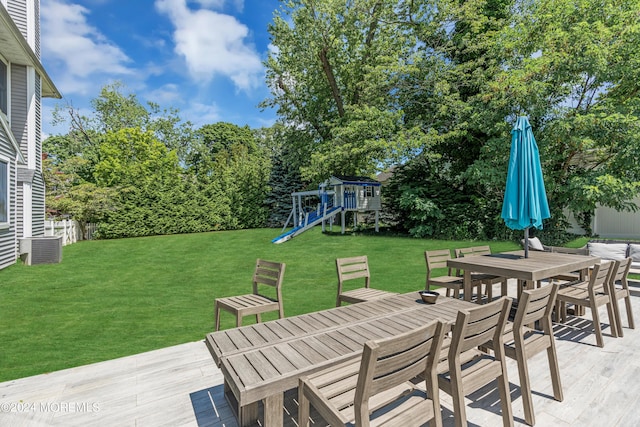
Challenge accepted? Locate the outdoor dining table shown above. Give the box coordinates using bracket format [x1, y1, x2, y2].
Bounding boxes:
[205, 292, 476, 427]
[447, 250, 600, 302]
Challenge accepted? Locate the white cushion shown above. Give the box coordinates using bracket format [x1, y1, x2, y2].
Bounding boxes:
[527, 237, 545, 251]
[629, 244, 640, 263]
[588, 242, 628, 261]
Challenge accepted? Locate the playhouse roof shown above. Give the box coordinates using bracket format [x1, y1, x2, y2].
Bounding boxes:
[330, 175, 381, 186]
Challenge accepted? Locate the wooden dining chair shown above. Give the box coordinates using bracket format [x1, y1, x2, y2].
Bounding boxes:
[298, 320, 447, 427]
[555, 261, 618, 347]
[455, 246, 508, 302]
[214, 259, 286, 331]
[425, 249, 484, 301]
[335, 255, 396, 307]
[488, 283, 562, 426]
[438, 297, 514, 427]
[608, 257, 634, 337]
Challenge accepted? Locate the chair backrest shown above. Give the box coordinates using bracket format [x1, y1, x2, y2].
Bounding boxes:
[354, 320, 446, 425]
[336, 256, 371, 291]
[513, 283, 559, 331]
[453, 246, 492, 276]
[450, 297, 512, 355]
[455, 245, 492, 258]
[588, 261, 613, 294]
[609, 257, 632, 288]
[252, 259, 286, 299]
[424, 249, 454, 281]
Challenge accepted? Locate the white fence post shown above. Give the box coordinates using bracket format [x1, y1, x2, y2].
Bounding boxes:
[43, 220, 94, 245]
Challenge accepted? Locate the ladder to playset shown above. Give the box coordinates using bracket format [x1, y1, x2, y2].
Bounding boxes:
[271, 189, 342, 244]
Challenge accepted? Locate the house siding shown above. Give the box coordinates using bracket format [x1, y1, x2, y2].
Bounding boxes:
[0, 130, 17, 270]
[32, 73, 43, 236]
[11, 64, 27, 240]
[34, 0, 40, 57]
[7, 0, 28, 38]
[1, 0, 55, 269]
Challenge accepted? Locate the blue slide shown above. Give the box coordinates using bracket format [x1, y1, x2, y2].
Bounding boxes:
[272, 207, 342, 243]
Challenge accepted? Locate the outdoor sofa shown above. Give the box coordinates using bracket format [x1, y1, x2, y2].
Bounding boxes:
[526, 237, 640, 275]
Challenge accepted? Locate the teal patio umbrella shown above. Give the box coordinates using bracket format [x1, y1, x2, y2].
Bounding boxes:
[501, 116, 550, 258]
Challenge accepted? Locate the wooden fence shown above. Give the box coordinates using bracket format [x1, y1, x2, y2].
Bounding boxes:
[44, 220, 96, 246]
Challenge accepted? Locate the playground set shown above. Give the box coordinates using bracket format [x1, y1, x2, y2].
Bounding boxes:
[272, 176, 382, 244]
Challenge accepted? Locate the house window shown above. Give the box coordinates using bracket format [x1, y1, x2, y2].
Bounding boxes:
[0, 157, 8, 225]
[364, 186, 374, 198]
[0, 60, 6, 115]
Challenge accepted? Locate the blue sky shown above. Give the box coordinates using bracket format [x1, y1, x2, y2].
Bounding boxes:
[41, 0, 281, 137]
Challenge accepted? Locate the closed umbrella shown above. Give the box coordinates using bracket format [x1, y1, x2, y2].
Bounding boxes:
[501, 116, 550, 258]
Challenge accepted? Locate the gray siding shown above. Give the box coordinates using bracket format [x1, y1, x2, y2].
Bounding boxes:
[10, 65, 28, 155]
[7, 0, 28, 39]
[33, 75, 44, 236]
[11, 64, 28, 240]
[0, 130, 17, 269]
[32, 173, 44, 235]
[34, 0, 40, 58]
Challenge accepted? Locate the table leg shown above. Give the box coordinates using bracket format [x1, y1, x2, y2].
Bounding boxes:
[464, 271, 472, 302]
[224, 380, 259, 427]
[525, 280, 534, 291]
[263, 393, 284, 426]
[239, 403, 259, 427]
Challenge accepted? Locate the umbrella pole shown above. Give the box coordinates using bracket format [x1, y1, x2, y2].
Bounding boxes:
[524, 228, 529, 258]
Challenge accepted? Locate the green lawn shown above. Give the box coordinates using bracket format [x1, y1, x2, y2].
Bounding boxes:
[0, 227, 524, 382]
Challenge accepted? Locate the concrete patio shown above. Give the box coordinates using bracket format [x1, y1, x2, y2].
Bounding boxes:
[2, 283, 640, 427]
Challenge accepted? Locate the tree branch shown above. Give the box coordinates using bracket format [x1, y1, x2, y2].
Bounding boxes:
[318, 46, 345, 117]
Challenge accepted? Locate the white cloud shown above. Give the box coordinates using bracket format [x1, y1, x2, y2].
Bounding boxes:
[155, 0, 262, 91]
[145, 83, 182, 104]
[182, 101, 222, 127]
[41, 0, 133, 95]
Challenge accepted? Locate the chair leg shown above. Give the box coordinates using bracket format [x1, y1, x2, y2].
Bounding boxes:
[546, 344, 564, 402]
[486, 282, 493, 302]
[449, 371, 468, 427]
[612, 297, 624, 337]
[236, 313, 243, 328]
[501, 279, 508, 297]
[515, 344, 535, 426]
[496, 360, 514, 427]
[590, 302, 605, 348]
[555, 300, 566, 323]
[298, 381, 310, 427]
[214, 302, 221, 331]
[605, 300, 618, 338]
[624, 295, 635, 329]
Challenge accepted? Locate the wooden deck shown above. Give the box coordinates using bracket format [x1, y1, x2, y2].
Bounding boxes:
[2, 281, 640, 426]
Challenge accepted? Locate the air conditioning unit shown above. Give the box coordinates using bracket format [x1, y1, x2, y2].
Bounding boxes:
[19, 236, 63, 265]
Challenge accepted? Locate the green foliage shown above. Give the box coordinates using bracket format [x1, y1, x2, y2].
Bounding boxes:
[385, 154, 506, 240]
[47, 85, 275, 238]
[94, 128, 181, 187]
[263, 0, 417, 183]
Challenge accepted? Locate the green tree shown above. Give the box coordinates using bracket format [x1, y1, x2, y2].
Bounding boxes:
[93, 128, 181, 188]
[383, 0, 640, 241]
[263, 0, 421, 183]
[257, 123, 304, 227]
[189, 122, 271, 229]
[467, 0, 640, 238]
[51, 82, 194, 166]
